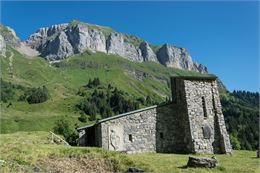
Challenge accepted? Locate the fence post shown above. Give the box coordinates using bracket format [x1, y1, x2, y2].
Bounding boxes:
[49, 131, 70, 146]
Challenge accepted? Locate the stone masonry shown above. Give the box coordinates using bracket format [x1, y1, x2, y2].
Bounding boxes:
[77, 76, 232, 154]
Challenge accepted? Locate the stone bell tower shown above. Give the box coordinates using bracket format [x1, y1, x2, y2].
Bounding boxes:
[171, 76, 232, 154]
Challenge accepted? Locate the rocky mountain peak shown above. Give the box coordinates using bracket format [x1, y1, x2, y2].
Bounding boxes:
[0, 25, 39, 57]
[0, 21, 208, 73]
[0, 25, 21, 48]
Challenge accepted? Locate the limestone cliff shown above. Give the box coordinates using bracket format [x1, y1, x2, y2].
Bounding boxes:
[1, 21, 208, 73]
[0, 25, 21, 48]
[157, 44, 207, 73]
[139, 41, 157, 62]
[106, 32, 143, 62]
[26, 21, 108, 60]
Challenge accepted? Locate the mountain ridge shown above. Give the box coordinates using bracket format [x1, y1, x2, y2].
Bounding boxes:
[0, 20, 207, 73]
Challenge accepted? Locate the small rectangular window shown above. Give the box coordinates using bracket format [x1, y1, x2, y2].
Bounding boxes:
[202, 96, 207, 118]
[128, 134, 132, 142]
[160, 132, 164, 139]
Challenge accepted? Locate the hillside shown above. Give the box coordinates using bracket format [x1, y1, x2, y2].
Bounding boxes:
[0, 46, 210, 134]
[221, 91, 259, 150]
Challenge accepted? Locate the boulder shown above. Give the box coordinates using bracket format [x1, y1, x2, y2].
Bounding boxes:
[187, 156, 218, 168]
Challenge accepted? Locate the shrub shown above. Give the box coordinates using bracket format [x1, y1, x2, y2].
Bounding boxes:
[53, 119, 72, 138]
[0, 79, 16, 102]
[86, 77, 101, 88]
[78, 114, 87, 122]
[53, 118, 78, 146]
[230, 134, 241, 150]
[20, 86, 50, 104]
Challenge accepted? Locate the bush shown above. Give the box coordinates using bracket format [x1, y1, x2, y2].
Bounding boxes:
[53, 119, 72, 138]
[53, 118, 78, 146]
[230, 134, 241, 150]
[0, 79, 19, 102]
[78, 114, 87, 122]
[86, 77, 101, 88]
[20, 86, 50, 104]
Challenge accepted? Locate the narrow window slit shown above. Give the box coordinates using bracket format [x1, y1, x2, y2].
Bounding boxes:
[202, 96, 207, 118]
[129, 134, 132, 142]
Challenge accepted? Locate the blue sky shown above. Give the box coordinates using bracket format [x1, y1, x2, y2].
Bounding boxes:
[1, 1, 259, 92]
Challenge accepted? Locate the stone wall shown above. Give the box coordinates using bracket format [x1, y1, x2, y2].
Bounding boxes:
[183, 79, 232, 154]
[99, 108, 157, 153]
[211, 81, 232, 153]
[156, 88, 191, 154]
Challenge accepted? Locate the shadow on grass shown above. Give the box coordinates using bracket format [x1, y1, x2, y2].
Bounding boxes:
[178, 165, 188, 169]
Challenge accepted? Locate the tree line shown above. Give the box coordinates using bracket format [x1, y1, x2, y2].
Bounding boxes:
[76, 77, 156, 122]
[221, 90, 259, 150]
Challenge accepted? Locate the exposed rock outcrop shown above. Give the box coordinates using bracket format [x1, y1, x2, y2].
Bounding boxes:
[1, 21, 209, 73]
[139, 41, 157, 62]
[41, 31, 74, 60]
[26, 23, 68, 50]
[0, 25, 39, 57]
[0, 35, 6, 57]
[106, 32, 143, 62]
[157, 44, 207, 73]
[0, 25, 21, 48]
[66, 23, 106, 53]
[27, 22, 107, 59]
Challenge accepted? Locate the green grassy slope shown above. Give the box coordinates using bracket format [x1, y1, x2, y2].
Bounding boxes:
[0, 131, 259, 173]
[0, 47, 210, 133]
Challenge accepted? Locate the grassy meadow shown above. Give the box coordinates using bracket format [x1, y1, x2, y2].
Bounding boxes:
[0, 131, 259, 173]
